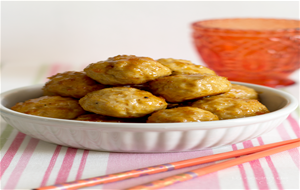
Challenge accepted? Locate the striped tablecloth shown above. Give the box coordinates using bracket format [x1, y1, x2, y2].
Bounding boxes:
[0, 63, 299, 190]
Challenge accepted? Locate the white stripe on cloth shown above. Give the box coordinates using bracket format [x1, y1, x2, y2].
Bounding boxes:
[13, 140, 59, 189]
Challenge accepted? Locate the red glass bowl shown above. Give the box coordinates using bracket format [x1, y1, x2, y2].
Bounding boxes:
[192, 18, 300, 87]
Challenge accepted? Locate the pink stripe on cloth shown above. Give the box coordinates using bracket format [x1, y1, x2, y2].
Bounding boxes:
[287, 115, 300, 138]
[276, 124, 300, 169]
[277, 124, 293, 141]
[257, 137, 283, 190]
[4, 138, 39, 189]
[285, 147, 300, 170]
[0, 132, 26, 179]
[104, 149, 220, 190]
[243, 140, 269, 190]
[40, 145, 62, 186]
[75, 150, 89, 181]
[232, 144, 250, 190]
[55, 147, 78, 184]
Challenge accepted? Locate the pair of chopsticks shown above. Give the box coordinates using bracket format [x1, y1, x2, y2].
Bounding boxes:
[34, 138, 300, 190]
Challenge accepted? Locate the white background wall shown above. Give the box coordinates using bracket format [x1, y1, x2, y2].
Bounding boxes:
[1, 1, 299, 66]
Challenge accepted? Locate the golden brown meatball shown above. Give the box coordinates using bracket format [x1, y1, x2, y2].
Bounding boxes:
[75, 114, 147, 123]
[11, 96, 85, 119]
[208, 84, 258, 100]
[42, 71, 106, 99]
[147, 107, 219, 123]
[79, 87, 167, 118]
[191, 97, 270, 120]
[148, 74, 232, 103]
[157, 58, 216, 75]
[84, 55, 172, 85]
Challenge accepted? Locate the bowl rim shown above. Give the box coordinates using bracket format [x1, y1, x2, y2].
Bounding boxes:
[0, 82, 298, 131]
[191, 18, 300, 33]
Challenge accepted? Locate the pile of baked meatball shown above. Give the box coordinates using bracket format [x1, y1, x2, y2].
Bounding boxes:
[11, 55, 270, 123]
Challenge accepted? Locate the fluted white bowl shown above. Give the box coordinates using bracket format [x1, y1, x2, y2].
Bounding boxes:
[0, 82, 298, 152]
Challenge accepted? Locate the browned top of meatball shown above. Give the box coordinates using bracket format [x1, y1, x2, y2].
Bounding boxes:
[147, 106, 219, 123]
[84, 55, 172, 85]
[148, 74, 232, 102]
[42, 71, 105, 99]
[79, 87, 167, 118]
[157, 58, 216, 76]
[11, 96, 85, 119]
[210, 84, 258, 100]
[192, 97, 270, 120]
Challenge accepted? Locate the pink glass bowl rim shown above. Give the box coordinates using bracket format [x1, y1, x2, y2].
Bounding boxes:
[192, 18, 300, 34]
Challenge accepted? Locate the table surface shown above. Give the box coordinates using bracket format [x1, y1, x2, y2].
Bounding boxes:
[0, 63, 299, 190]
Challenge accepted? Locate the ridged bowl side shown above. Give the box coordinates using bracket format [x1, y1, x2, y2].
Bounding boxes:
[1, 114, 288, 153]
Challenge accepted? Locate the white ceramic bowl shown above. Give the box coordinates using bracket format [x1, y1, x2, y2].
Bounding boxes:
[0, 82, 298, 153]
